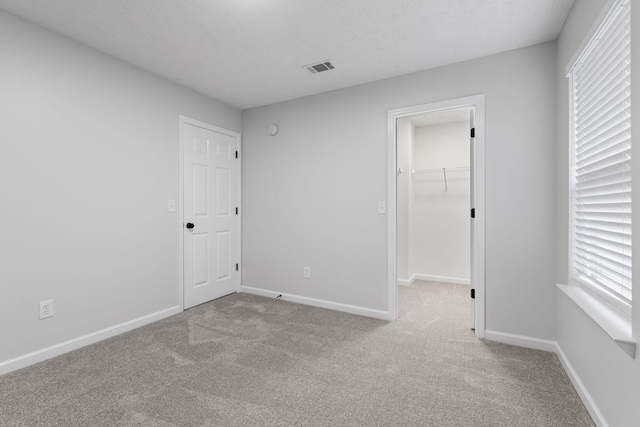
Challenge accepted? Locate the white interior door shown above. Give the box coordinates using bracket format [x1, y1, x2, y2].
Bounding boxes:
[183, 121, 239, 309]
[469, 108, 476, 329]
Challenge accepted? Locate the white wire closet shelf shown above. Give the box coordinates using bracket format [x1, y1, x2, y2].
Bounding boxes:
[411, 166, 470, 190]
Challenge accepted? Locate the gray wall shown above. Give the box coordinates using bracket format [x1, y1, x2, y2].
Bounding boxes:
[555, 1, 640, 425]
[242, 41, 558, 339]
[0, 10, 240, 366]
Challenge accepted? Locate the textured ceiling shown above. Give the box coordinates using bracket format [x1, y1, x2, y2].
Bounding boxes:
[0, 0, 575, 109]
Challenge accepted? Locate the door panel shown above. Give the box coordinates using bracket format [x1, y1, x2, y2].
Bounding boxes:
[216, 231, 230, 280]
[192, 233, 209, 287]
[193, 165, 209, 216]
[216, 168, 230, 215]
[183, 122, 238, 309]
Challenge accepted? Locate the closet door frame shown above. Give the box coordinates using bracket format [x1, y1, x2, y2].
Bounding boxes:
[387, 94, 485, 338]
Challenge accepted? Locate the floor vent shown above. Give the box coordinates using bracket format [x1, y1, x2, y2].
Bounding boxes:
[303, 61, 335, 74]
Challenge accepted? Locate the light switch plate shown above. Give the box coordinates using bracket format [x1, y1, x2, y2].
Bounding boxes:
[168, 200, 176, 213]
[378, 201, 387, 215]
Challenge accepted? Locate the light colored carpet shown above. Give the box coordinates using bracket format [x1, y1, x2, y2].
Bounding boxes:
[0, 280, 594, 426]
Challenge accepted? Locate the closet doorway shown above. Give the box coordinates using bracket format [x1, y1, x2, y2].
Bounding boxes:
[387, 95, 485, 337]
[397, 108, 470, 287]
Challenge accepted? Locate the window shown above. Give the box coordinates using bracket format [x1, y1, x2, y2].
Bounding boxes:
[568, 0, 632, 317]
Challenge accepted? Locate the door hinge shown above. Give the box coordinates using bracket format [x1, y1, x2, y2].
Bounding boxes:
[471, 208, 475, 218]
[236, 263, 239, 272]
[471, 289, 475, 299]
[235, 207, 238, 215]
[235, 151, 238, 159]
[470, 128, 475, 138]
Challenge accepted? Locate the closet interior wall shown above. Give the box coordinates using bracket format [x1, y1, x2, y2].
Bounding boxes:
[397, 118, 471, 286]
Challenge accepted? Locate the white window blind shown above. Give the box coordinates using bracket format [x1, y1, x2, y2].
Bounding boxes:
[570, 0, 632, 316]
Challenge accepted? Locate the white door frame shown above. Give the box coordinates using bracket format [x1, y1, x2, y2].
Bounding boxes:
[387, 94, 485, 338]
[178, 115, 242, 310]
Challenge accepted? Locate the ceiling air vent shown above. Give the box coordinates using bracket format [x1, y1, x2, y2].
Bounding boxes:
[303, 61, 335, 75]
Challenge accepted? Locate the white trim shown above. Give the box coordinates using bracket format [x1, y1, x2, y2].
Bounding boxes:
[241, 286, 391, 320]
[178, 116, 185, 310]
[388, 94, 485, 337]
[565, 0, 628, 76]
[397, 278, 413, 287]
[480, 327, 610, 426]
[178, 116, 242, 311]
[484, 330, 557, 353]
[387, 115, 398, 320]
[236, 134, 243, 288]
[413, 274, 470, 285]
[0, 305, 181, 375]
[398, 274, 418, 287]
[398, 274, 470, 286]
[555, 343, 610, 427]
[557, 284, 636, 358]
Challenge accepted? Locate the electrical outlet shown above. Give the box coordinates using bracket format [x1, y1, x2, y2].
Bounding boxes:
[39, 300, 54, 319]
[303, 267, 311, 279]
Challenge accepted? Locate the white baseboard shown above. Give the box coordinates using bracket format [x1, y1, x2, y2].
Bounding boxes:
[397, 274, 470, 287]
[240, 286, 392, 321]
[397, 278, 413, 287]
[414, 274, 470, 285]
[0, 305, 181, 375]
[555, 344, 609, 427]
[484, 331, 606, 426]
[484, 330, 557, 353]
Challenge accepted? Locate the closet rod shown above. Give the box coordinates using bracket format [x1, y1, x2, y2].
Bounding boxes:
[411, 166, 469, 190]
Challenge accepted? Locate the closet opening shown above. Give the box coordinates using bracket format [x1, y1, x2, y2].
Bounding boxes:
[397, 108, 471, 323]
[387, 95, 485, 337]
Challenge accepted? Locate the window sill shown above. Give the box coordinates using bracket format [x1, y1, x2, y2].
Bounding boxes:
[557, 284, 635, 359]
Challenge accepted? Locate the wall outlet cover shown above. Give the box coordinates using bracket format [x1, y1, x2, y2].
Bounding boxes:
[39, 300, 54, 319]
